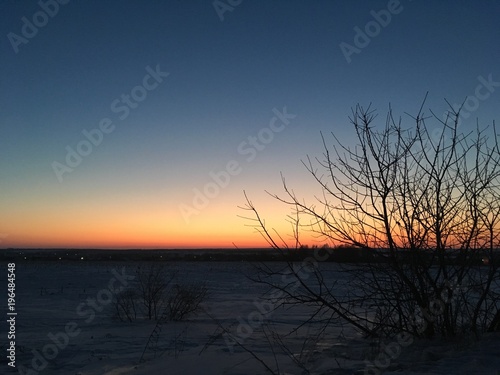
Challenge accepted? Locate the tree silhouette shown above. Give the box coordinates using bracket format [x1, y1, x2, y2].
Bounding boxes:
[241, 96, 500, 339]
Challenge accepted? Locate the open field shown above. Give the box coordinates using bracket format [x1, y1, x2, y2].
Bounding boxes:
[1, 257, 500, 374]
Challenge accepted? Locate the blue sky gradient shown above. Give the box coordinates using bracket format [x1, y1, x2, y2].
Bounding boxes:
[1, 0, 499, 248]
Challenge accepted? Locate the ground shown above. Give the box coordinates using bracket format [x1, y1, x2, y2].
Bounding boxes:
[1, 260, 499, 375]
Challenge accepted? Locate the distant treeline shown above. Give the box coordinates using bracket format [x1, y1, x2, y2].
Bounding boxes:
[0, 247, 371, 262]
[0, 247, 497, 265]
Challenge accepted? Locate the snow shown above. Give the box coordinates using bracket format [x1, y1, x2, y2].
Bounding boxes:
[1, 260, 499, 375]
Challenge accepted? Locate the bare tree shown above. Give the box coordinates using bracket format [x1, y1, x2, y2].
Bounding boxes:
[113, 264, 208, 326]
[115, 289, 137, 322]
[136, 264, 176, 320]
[167, 282, 208, 321]
[240, 97, 500, 342]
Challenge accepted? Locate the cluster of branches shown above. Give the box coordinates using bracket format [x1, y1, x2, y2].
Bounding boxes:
[241, 97, 500, 342]
[114, 264, 207, 323]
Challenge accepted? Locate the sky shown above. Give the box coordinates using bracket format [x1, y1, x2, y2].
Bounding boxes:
[1, 0, 499, 249]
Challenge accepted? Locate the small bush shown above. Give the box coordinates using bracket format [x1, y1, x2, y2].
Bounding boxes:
[167, 283, 208, 321]
[112, 266, 208, 322]
[115, 289, 137, 322]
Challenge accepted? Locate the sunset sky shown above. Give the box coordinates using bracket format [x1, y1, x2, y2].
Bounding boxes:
[1, 0, 499, 248]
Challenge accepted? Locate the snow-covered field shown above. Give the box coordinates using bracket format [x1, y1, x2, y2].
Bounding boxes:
[1, 260, 499, 375]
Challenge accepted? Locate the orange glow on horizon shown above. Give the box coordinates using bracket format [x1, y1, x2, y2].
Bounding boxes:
[0, 174, 328, 250]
